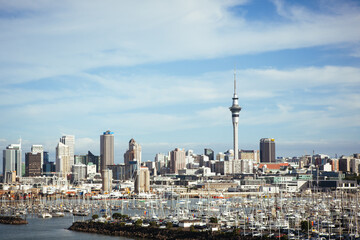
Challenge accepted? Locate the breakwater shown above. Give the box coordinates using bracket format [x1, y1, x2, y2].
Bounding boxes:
[0, 216, 28, 225]
[69, 221, 252, 240]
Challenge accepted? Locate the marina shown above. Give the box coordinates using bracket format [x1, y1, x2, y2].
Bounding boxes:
[1, 190, 359, 239]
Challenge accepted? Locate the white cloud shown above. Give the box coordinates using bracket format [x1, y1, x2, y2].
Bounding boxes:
[0, 1, 360, 85]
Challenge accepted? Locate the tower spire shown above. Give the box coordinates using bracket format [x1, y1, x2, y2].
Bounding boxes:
[234, 64, 237, 95]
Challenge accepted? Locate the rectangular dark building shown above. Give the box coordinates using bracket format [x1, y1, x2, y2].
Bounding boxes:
[260, 138, 275, 163]
[204, 148, 214, 160]
[25, 152, 42, 177]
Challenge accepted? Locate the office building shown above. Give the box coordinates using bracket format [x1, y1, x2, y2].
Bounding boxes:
[239, 149, 260, 163]
[31, 145, 44, 170]
[169, 148, 186, 174]
[25, 152, 42, 177]
[124, 138, 142, 179]
[260, 138, 276, 163]
[87, 151, 101, 173]
[204, 148, 214, 160]
[134, 167, 150, 193]
[102, 168, 113, 193]
[56, 142, 70, 177]
[71, 163, 87, 182]
[60, 135, 75, 167]
[100, 130, 114, 171]
[3, 142, 22, 180]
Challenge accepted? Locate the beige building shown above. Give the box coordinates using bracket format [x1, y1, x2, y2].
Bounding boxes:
[135, 167, 150, 193]
[124, 138, 142, 179]
[100, 130, 114, 171]
[170, 148, 186, 174]
[102, 168, 113, 193]
[239, 150, 260, 163]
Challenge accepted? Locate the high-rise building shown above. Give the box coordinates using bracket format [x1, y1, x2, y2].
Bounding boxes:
[100, 130, 114, 171]
[3, 142, 22, 180]
[87, 151, 101, 173]
[169, 148, 186, 174]
[124, 138, 142, 179]
[260, 138, 276, 163]
[56, 142, 70, 177]
[204, 148, 214, 160]
[31, 145, 44, 171]
[134, 167, 150, 193]
[25, 152, 42, 177]
[229, 71, 242, 162]
[60, 135, 75, 167]
[102, 168, 113, 193]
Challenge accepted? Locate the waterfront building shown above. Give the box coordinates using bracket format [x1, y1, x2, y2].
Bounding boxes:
[134, 167, 150, 193]
[204, 148, 214, 160]
[25, 152, 42, 177]
[169, 148, 186, 174]
[102, 168, 113, 193]
[60, 135, 75, 167]
[100, 130, 114, 171]
[56, 142, 70, 177]
[3, 142, 22, 180]
[31, 145, 44, 170]
[260, 138, 276, 163]
[124, 138, 142, 179]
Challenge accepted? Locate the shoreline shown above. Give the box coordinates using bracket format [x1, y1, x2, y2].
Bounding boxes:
[0, 216, 28, 225]
[68, 221, 258, 240]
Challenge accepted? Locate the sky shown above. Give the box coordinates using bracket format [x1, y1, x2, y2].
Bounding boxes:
[0, 0, 359, 167]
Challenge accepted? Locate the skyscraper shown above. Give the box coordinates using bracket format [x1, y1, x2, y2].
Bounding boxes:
[3, 141, 22, 180]
[124, 138, 142, 179]
[25, 152, 42, 177]
[31, 145, 43, 172]
[56, 142, 70, 177]
[229, 70, 241, 162]
[260, 138, 276, 163]
[60, 135, 75, 167]
[170, 148, 186, 174]
[100, 130, 114, 171]
[204, 148, 214, 160]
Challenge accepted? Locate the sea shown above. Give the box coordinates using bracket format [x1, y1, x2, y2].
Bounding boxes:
[0, 215, 132, 240]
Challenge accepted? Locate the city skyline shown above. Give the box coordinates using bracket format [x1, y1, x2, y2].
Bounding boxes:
[1, 1, 359, 163]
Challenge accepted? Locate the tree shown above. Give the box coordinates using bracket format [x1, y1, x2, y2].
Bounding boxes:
[135, 219, 143, 227]
[209, 217, 218, 223]
[150, 221, 157, 227]
[166, 222, 173, 229]
[190, 225, 195, 232]
[92, 214, 99, 220]
[112, 213, 122, 219]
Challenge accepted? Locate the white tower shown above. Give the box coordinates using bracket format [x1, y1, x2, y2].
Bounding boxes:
[229, 70, 242, 162]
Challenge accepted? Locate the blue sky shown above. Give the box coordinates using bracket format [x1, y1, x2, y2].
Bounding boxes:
[0, 0, 359, 165]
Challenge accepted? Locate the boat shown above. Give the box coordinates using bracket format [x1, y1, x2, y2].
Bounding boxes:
[38, 212, 52, 219]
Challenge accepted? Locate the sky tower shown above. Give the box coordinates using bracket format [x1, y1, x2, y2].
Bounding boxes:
[229, 70, 242, 161]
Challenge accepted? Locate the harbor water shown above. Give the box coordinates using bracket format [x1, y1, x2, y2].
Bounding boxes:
[0, 215, 131, 240]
